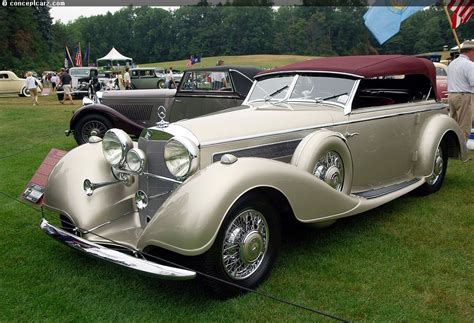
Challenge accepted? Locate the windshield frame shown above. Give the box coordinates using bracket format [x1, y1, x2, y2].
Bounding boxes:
[243, 72, 360, 111]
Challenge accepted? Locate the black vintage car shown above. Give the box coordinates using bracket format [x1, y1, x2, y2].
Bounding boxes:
[57, 67, 101, 101]
[66, 65, 261, 144]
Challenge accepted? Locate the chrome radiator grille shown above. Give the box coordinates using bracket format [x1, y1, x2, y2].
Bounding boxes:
[138, 137, 175, 226]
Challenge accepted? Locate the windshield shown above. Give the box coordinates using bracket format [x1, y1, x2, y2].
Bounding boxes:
[247, 74, 356, 106]
[70, 69, 91, 77]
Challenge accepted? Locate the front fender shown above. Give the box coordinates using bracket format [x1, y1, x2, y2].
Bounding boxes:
[414, 113, 468, 177]
[70, 104, 144, 136]
[137, 157, 360, 256]
[43, 142, 138, 230]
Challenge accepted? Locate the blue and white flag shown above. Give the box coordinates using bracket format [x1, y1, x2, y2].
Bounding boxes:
[364, 0, 435, 45]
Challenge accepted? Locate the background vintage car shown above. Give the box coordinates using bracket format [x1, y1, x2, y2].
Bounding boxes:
[56, 67, 101, 100]
[67, 65, 261, 144]
[130, 67, 183, 89]
[434, 62, 448, 99]
[42, 56, 467, 299]
[0, 70, 42, 97]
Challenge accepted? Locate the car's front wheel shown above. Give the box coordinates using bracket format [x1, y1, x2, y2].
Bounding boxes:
[73, 114, 112, 145]
[415, 140, 448, 196]
[200, 193, 281, 299]
[157, 79, 165, 89]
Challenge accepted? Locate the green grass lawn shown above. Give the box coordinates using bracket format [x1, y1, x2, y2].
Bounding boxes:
[0, 94, 473, 321]
[140, 54, 317, 70]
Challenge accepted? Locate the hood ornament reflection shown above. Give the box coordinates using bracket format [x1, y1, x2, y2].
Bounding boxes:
[156, 105, 169, 128]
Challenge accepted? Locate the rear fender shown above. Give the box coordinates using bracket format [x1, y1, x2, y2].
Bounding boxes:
[137, 157, 360, 256]
[414, 114, 468, 177]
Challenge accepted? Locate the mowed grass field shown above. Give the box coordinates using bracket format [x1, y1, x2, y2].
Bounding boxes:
[0, 93, 473, 321]
[140, 54, 317, 70]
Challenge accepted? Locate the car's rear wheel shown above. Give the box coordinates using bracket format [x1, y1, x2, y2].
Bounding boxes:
[415, 140, 448, 196]
[74, 114, 112, 145]
[199, 192, 281, 299]
[19, 86, 30, 97]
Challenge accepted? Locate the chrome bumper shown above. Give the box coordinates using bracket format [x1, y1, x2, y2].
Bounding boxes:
[40, 219, 196, 280]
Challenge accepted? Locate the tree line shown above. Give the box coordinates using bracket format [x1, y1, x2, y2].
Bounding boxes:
[0, 4, 472, 74]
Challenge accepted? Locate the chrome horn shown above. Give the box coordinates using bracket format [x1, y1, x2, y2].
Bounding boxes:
[83, 178, 128, 196]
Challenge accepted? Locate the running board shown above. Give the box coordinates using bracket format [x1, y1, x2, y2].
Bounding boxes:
[354, 178, 421, 200]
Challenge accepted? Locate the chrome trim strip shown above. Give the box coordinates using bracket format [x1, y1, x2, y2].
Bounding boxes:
[201, 104, 446, 147]
[255, 70, 363, 79]
[143, 172, 183, 184]
[212, 138, 302, 162]
[40, 219, 196, 280]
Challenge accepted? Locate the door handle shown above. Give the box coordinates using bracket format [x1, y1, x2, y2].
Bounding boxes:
[174, 99, 182, 103]
[344, 132, 359, 139]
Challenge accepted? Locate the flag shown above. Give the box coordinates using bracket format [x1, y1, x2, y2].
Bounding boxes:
[448, 0, 474, 28]
[64, 45, 74, 68]
[75, 43, 82, 67]
[364, 0, 435, 44]
[83, 42, 90, 67]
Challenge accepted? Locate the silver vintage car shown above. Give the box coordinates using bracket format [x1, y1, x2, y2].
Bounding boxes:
[41, 55, 468, 298]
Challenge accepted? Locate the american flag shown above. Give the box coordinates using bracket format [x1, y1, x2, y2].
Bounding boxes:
[448, 0, 474, 28]
[75, 43, 82, 67]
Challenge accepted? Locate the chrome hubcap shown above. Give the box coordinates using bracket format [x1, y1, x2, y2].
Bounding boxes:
[313, 151, 344, 191]
[222, 209, 268, 280]
[427, 146, 443, 185]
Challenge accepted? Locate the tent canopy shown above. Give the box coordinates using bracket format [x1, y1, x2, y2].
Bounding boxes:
[97, 47, 132, 61]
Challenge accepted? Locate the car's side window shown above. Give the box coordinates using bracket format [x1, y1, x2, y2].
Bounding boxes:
[180, 71, 233, 92]
[0, 73, 9, 79]
[352, 74, 434, 109]
[131, 70, 139, 78]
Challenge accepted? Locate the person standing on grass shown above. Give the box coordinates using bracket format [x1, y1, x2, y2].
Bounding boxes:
[59, 68, 74, 105]
[123, 67, 131, 90]
[447, 40, 474, 142]
[165, 67, 177, 89]
[25, 71, 41, 106]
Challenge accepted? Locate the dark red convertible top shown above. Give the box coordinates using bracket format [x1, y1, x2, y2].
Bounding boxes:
[258, 55, 439, 100]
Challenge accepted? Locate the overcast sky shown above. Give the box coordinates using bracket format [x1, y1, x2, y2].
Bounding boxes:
[50, 6, 178, 23]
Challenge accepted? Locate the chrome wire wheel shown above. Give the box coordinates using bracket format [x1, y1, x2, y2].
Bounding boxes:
[313, 150, 344, 191]
[427, 146, 444, 186]
[81, 120, 108, 142]
[221, 209, 269, 280]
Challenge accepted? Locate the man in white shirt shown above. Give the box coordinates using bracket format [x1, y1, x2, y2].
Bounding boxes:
[447, 40, 474, 141]
[123, 67, 131, 90]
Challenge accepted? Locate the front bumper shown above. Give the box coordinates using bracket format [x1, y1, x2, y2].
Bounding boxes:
[40, 218, 196, 280]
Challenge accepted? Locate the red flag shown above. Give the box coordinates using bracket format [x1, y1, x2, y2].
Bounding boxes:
[448, 0, 474, 28]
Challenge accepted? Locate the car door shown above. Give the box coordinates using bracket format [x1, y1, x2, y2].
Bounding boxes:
[0, 73, 10, 93]
[169, 71, 241, 122]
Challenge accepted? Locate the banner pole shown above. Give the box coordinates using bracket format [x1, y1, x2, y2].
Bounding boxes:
[441, 0, 462, 49]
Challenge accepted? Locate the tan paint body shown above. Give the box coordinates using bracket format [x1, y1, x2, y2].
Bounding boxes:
[44, 99, 467, 256]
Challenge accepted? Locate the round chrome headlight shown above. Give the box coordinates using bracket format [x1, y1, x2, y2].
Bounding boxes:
[164, 136, 199, 179]
[102, 129, 133, 166]
[126, 148, 146, 173]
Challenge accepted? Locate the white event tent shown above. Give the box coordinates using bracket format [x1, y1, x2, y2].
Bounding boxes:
[97, 47, 133, 68]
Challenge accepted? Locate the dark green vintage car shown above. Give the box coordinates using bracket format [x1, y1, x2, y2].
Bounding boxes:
[67, 65, 261, 144]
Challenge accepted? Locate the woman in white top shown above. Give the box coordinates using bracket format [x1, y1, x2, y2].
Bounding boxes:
[25, 71, 40, 106]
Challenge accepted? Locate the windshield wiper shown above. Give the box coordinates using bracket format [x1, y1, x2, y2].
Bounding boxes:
[264, 85, 289, 102]
[314, 92, 348, 103]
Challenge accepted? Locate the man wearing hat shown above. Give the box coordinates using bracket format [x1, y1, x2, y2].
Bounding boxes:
[447, 40, 474, 141]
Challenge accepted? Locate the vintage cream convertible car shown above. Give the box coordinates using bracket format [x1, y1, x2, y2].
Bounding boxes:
[41, 55, 468, 298]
